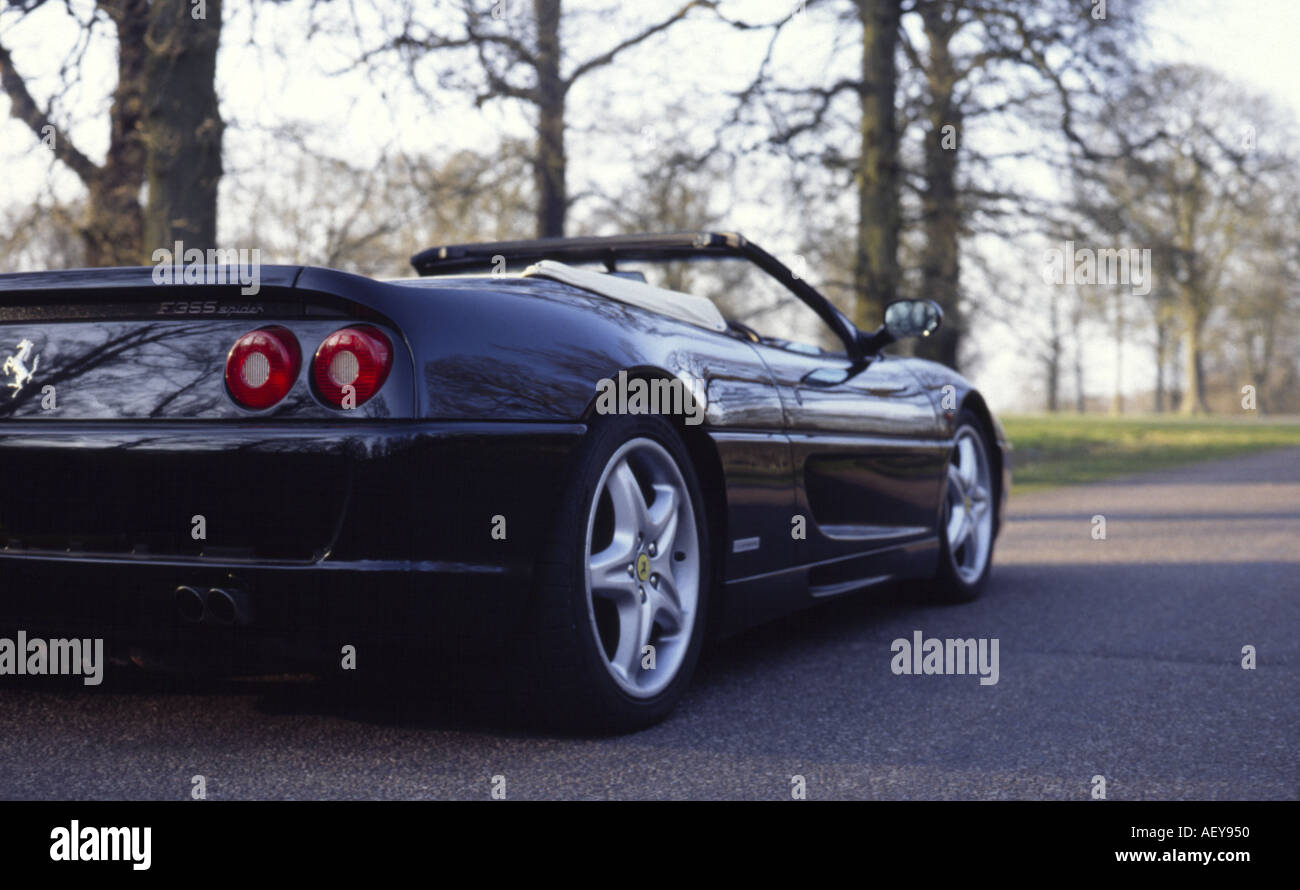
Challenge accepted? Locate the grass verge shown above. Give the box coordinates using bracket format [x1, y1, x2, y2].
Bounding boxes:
[999, 414, 1300, 493]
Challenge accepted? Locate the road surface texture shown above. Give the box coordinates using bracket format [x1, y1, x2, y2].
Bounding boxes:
[1, 447, 1296, 799]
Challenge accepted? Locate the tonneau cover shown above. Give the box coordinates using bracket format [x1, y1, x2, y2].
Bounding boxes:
[521, 260, 728, 333]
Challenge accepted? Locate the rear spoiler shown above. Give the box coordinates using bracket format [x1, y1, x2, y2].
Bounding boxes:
[0, 265, 303, 295]
[0, 265, 404, 327]
[410, 232, 750, 275]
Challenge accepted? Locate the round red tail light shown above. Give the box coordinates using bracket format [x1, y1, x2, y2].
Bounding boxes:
[311, 326, 392, 408]
[225, 326, 301, 410]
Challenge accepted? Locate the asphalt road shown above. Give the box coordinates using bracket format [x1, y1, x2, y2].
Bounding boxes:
[1, 447, 1297, 800]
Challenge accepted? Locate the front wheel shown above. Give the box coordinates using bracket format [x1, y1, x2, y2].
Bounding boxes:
[931, 414, 997, 602]
[514, 414, 711, 732]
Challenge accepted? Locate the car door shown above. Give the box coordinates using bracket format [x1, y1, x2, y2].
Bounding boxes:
[748, 343, 949, 591]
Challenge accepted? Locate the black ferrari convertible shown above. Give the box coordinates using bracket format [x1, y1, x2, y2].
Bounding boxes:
[0, 232, 1007, 729]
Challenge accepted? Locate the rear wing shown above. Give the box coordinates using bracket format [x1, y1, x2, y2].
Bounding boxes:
[0, 265, 302, 297]
[0, 265, 310, 323]
[0, 265, 417, 328]
[410, 232, 748, 275]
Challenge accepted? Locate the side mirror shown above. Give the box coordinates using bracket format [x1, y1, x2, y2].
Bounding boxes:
[884, 299, 942, 340]
[856, 299, 943, 356]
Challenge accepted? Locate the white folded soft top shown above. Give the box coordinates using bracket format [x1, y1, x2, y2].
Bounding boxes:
[521, 260, 728, 333]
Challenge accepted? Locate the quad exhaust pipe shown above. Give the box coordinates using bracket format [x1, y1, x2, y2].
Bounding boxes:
[174, 585, 250, 626]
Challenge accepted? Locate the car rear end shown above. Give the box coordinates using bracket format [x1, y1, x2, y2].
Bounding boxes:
[0, 266, 570, 673]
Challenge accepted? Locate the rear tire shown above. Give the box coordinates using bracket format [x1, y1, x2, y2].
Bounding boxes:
[511, 414, 712, 732]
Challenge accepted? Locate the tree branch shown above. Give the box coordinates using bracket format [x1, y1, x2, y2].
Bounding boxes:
[565, 1, 709, 89]
[0, 40, 100, 185]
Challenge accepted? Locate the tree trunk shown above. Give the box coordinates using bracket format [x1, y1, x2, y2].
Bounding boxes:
[1076, 348, 1087, 413]
[1072, 292, 1087, 413]
[1109, 293, 1122, 415]
[916, 7, 961, 369]
[84, 0, 150, 265]
[1251, 370, 1267, 415]
[1152, 320, 1167, 413]
[852, 0, 901, 330]
[1179, 308, 1209, 414]
[1244, 318, 1274, 416]
[142, 0, 224, 255]
[1045, 348, 1060, 413]
[1045, 289, 1061, 412]
[1167, 330, 1183, 412]
[533, 0, 566, 238]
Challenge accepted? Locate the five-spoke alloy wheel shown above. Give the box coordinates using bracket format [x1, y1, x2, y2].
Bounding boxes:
[585, 438, 701, 698]
[933, 414, 997, 601]
[516, 414, 712, 732]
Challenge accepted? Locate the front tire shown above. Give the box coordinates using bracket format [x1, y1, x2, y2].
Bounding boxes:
[931, 412, 997, 602]
[513, 414, 712, 732]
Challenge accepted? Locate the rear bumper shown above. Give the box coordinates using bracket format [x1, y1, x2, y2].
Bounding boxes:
[0, 554, 516, 670]
[0, 420, 586, 668]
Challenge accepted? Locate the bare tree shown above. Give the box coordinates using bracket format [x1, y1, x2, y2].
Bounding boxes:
[142, 0, 224, 252]
[1, 0, 148, 264]
[224, 123, 535, 275]
[725, 0, 1146, 369]
[0, 0, 224, 264]
[855, 0, 902, 328]
[349, 0, 709, 238]
[1086, 65, 1281, 413]
[720, 0, 902, 330]
[1227, 178, 1300, 415]
[0, 198, 86, 270]
[898, 0, 1148, 370]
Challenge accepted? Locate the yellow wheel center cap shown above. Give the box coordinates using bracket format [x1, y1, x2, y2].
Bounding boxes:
[636, 553, 650, 582]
